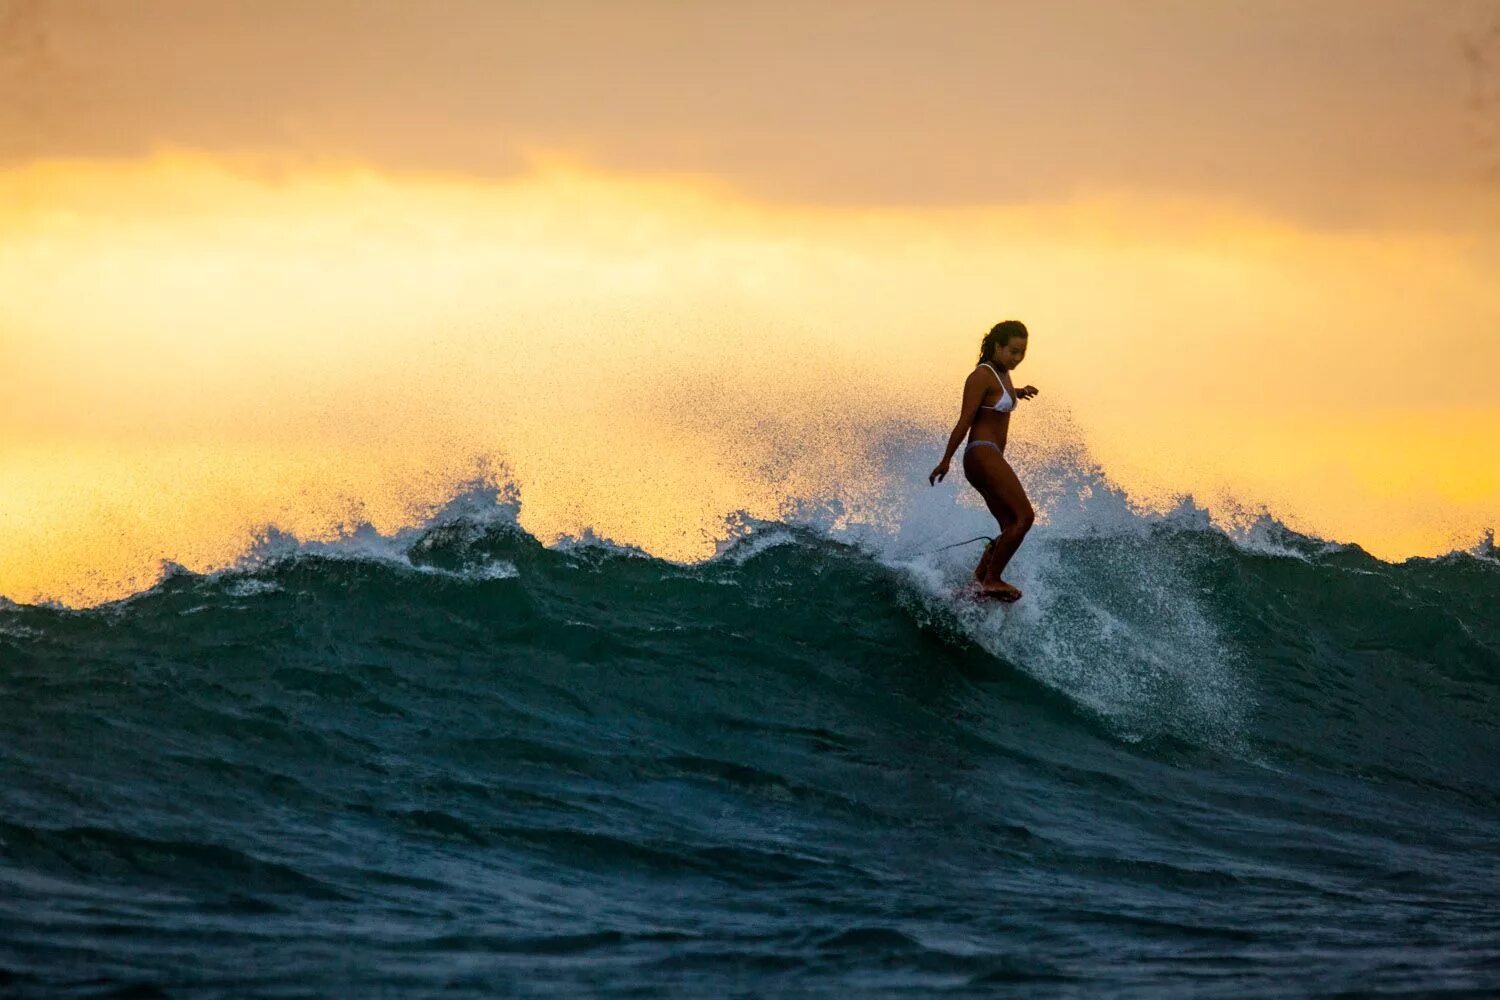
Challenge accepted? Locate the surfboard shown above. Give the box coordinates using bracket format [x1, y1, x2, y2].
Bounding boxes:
[955, 580, 1022, 603]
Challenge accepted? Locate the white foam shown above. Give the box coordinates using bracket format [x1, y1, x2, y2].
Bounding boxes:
[551, 527, 651, 560]
[228, 475, 528, 583]
[1467, 528, 1498, 563]
[750, 414, 1258, 750]
[224, 578, 282, 598]
[717, 528, 802, 565]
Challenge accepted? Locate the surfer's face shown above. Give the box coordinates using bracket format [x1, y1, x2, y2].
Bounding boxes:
[995, 337, 1028, 370]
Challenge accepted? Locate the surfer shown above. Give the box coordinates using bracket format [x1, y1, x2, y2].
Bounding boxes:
[928, 320, 1038, 601]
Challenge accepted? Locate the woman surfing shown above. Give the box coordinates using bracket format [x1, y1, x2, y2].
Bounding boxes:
[928, 320, 1038, 602]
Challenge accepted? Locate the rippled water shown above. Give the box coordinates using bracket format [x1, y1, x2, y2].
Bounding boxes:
[3, 489, 1498, 996]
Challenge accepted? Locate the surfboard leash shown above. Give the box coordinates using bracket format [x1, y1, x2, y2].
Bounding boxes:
[889, 532, 995, 560]
[926, 534, 995, 554]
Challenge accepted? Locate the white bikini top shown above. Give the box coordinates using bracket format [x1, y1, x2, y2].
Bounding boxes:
[980, 362, 1016, 413]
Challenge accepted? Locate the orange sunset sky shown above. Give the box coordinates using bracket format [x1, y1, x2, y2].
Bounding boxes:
[3, 0, 1499, 605]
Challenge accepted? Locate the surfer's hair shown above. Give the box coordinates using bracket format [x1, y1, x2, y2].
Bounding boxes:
[979, 320, 1028, 363]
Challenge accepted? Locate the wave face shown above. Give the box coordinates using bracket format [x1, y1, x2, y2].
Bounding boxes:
[2, 487, 1499, 996]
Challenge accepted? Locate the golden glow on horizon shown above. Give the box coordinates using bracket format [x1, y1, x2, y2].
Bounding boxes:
[2, 155, 1498, 605]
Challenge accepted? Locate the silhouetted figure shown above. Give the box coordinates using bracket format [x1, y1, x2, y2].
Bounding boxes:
[928, 320, 1038, 601]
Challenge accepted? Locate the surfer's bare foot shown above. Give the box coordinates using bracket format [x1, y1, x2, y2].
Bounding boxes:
[978, 580, 1022, 602]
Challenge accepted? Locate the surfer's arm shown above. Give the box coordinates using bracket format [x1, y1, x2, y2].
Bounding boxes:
[929, 370, 987, 484]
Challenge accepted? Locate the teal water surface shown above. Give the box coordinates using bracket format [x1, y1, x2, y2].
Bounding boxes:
[2, 498, 1498, 997]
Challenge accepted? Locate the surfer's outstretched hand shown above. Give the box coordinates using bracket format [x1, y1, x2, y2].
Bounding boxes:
[929, 460, 949, 485]
[1017, 385, 1040, 400]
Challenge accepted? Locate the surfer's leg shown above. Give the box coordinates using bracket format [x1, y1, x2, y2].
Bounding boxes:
[963, 451, 998, 581]
[962, 451, 1032, 598]
[982, 458, 1034, 581]
[974, 539, 997, 582]
[963, 450, 1033, 595]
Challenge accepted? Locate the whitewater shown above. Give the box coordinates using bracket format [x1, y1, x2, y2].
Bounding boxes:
[2, 435, 1498, 997]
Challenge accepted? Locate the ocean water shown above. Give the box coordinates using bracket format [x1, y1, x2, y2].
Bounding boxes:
[3, 464, 1499, 997]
